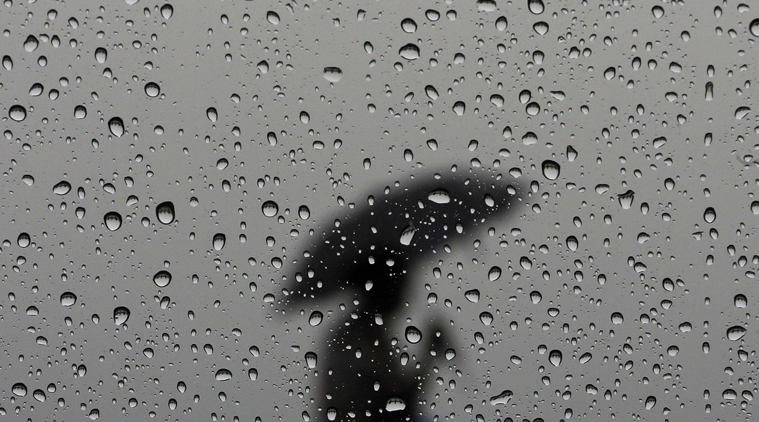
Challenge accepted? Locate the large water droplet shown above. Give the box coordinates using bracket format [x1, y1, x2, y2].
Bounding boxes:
[215, 369, 233, 381]
[267, 11, 280, 24]
[428, 189, 450, 204]
[549, 349, 562, 366]
[399, 44, 420, 60]
[751, 19, 759, 37]
[114, 306, 130, 325]
[213, 233, 226, 251]
[60, 292, 77, 307]
[12, 383, 27, 397]
[309, 311, 323, 326]
[405, 326, 422, 344]
[160, 4, 173, 19]
[95, 47, 107, 64]
[108, 117, 125, 137]
[305, 351, 317, 368]
[145, 82, 160, 97]
[323, 67, 343, 82]
[53, 181, 71, 195]
[488, 266, 502, 281]
[2, 55, 12, 70]
[206, 107, 218, 122]
[401, 18, 417, 33]
[727, 325, 747, 341]
[9, 105, 27, 121]
[262, 200, 279, 217]
[156, 201, 175, 224]
[104, 211, 123, 231]
[24, 35, 39, 52]
[541, 160, 560, 180]
[528, 0, 545, 14]
[153, 270, 172, 287]
[17, 232, 30, 248]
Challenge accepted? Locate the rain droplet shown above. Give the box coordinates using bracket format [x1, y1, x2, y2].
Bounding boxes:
[465, 289, 480, 303]
[262, 200, 279, 217]
[323, 67, 343, 82]
[160, 4, 173, 19]
[53, 181, 71, 195]
[549, 349, 562, 366]
[400, 225, 416, 246]
[530, 291, 542, 304]
[114, 306, 130, 325]
[751, 19, 759, 37]
[427, 189, 451, 204]
[267, 11, 280, 25]
[206, 107, 218, 122]
[385, 398, 406, 412]
[2, 55, 12, 70]
[489, 390, 512, 405]
[488, 266, 502, 281]
[156, 201, 175, 224]
[24, 35, 39, 52]
[533, 21, 549, 35]
[425, 85, 439, 100]
[309, 311, 323, 326]
[145, 82, 160, 97]
[215, 369, 232, 381]
[60, 292, 77, 307]
[611, 312, 624, 324]
[727, 325, 747, 341]
[528, 0, 545, 14]
[452, 101, 466, 115]
[541, 160, 560, 180]
[405, 326, 422, 344]
[579, 352, 592, 364]
[153, 270, 172, 287]
[618, 190, 635, 209]
[735, 294, 747, 308]
[213, 233, 226, 251]
[104, 212, 122, 231]
[704, 207, 716, 223]
[735, 106, 751, 120]
[305, 351, 318, 369]
[12, 383, 27, 397]
[108, 117, 125, 137]
[9, 105, 27, 121]
[17, 233, 30, 248]
[495, 16, 508, 31]
[479, 312, 494, 325]
[216, 158, 228, 170]
[298, 205, 310, 220]
[645, 396, 657, 410]
[401, 18, 417, 33]
[399, 44, 420, 60]
[95, 47, 107, 63]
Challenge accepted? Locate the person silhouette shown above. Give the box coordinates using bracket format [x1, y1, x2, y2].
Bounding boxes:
[280, 165, 522, 422]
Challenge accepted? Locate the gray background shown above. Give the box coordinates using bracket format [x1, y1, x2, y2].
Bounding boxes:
[1, 0, 758, 421]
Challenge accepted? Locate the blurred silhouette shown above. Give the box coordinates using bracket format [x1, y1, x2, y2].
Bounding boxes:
[281, 166, 521, 422]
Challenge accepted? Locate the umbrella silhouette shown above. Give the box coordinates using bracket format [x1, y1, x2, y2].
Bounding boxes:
[281, 166, 523, 421]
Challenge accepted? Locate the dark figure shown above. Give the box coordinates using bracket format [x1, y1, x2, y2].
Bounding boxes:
[280, 166, 521, 422]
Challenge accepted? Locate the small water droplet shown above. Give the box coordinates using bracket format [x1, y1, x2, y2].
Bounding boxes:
[24, 35, 39, 52]
[95, 47, 107, 63]
[206, 107, 218, 122]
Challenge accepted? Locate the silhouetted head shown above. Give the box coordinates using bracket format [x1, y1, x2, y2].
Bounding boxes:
[280, 165, 521, 314]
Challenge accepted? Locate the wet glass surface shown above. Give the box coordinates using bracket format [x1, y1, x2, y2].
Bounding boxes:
[1, 1, 759, 421]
